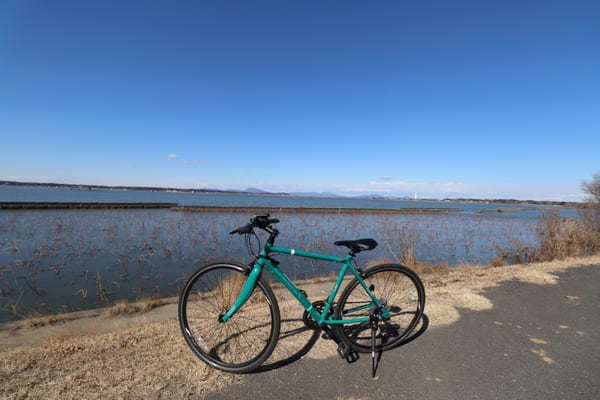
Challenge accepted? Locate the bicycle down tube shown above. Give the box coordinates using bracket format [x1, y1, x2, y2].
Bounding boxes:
[219, 243, 388, 325]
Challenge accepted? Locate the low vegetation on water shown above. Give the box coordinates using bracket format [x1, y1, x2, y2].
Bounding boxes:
[0, 206, 599, 323]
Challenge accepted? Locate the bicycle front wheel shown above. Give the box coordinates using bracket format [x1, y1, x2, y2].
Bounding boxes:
[336, 264, 425, 353]
[178, 262, 280, 373]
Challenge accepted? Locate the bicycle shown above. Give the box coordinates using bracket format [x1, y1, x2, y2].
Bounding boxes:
[178, 214, 425, 376]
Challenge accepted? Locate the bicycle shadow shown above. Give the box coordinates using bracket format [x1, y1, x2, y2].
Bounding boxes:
[253, 318, 321, 373]
[372, 313, 430, 376]
[252, 313, 429, 374]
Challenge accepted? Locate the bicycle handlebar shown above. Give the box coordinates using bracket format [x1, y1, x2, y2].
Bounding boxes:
[229, 214, 280, 235]
[229, 223, 253, 235]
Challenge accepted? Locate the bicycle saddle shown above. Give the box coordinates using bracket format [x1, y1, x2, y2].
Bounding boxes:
[334, 238, 378, 253]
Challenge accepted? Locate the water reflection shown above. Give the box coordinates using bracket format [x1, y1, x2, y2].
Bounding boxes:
[1, 210, 539, 322]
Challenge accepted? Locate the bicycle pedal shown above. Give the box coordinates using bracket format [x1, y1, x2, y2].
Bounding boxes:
[337, 342, 360, 363]
[345, 350, 359, 363]
[336, 342, 348, 359]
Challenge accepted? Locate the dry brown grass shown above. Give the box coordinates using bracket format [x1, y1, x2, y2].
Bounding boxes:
[0, 318, 241, 399]
[215, 272, 247, 309]
[103, 297, 172, 316]
[367, 258, 450, 276]
[519, 211, 600, 263]
[410, 261, 451, 276]
[490, 257, 504, 268]
[22, 315, 64, 329]
[535, 214, 590, 261]
[309, 271, 338, 284]
[399, 244, 417, 266]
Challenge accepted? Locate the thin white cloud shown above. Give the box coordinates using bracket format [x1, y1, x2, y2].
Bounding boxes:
[167, 154, 202, 165]
[364, 180, 468, 194]
[183, 158, 202, 165]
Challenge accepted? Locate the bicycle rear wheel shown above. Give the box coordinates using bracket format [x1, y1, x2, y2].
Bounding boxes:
[178, 262, 280, 373]
[336, 264, 425, 353]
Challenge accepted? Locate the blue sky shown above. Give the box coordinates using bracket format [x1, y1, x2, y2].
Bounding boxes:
[1, 1, 598, 200]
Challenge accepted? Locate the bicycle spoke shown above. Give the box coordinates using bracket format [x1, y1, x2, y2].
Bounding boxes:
[337, 265, 424, 353]
[180, 263, 278, 371]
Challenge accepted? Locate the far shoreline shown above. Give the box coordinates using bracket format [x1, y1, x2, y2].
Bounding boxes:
[0, 180, 584, 207]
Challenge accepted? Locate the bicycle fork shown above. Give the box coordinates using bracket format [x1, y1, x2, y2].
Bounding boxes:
[218, 261, 263, 323]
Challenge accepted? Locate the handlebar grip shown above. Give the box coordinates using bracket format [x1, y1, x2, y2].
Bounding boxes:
[230, 216, 279, 235]
[230, 223, 253, 235]
[251, 215, 279, 228]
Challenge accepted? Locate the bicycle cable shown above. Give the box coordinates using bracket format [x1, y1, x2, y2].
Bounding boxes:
[244, 231, 261, 258]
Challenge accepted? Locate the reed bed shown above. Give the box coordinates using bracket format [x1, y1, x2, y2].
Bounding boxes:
[0, 207, 598, 323]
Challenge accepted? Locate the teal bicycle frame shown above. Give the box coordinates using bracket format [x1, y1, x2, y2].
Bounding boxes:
[220, 242, 390, 326]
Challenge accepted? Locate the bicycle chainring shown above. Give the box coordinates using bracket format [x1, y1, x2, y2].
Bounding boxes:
[302, 300, 332, 330]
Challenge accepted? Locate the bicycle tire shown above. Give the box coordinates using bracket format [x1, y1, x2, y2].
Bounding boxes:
[335, 263, 425, 353]
[178, 262, 280, 373]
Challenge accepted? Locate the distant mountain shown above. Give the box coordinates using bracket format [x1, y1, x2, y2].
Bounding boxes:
[289, 192, 340, 198]
[355, 194, 391, 199]
[243, 187, 267, 193]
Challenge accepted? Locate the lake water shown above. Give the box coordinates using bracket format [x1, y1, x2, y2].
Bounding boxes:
[0, 185, 576, 322]
[0, 185, 576, 216]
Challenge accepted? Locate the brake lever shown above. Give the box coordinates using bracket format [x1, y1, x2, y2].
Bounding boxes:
[230, 224, 254, 235]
